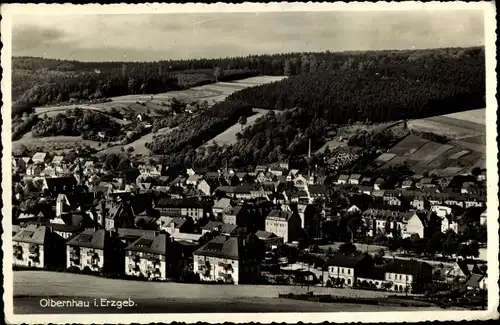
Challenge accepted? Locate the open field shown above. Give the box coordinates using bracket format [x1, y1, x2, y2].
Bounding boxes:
[407, 108, 486, 153]
[96, 127, 175, 157]
[201, 108, 271, 147]
[375, 133, 485, 176]
[12, 133, 102, 154]
[18, 76, 287, 154]
[13, 271, 436, 313]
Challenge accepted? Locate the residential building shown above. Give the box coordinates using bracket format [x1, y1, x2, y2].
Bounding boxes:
[125, 232, 184, 280]
[373, 178, 385, 190]
[155, 198, 208, 220]
[441, 215, 464, 234]
[348, 174, 362, 185]
[255, 230, 283, 248]
[222, 206, 249, 226]
[12, 224, 66, 269]
[193, 235, 261, 284]
[201, 221, 244, 236]
[32, 152, 48, 165]
[326, 254, 374, 287]
[384, 259, 434, 293]
[213, 198, 233, 217]
[66, 228, 124, 274]
[42, 176, 78, 196]
[404, 211, 441, 239]
[265, 209, 301, 243]
[336, 174, 349, 185]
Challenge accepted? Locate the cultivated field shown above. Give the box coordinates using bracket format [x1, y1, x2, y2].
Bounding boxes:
[407, 108, 486, 153]
[374, 134, 485, 176]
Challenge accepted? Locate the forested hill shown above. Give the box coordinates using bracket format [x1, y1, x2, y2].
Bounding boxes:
[227, 52, 485, 124]
[12, 46, 483, 118]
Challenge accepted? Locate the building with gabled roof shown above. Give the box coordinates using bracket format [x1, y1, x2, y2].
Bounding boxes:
[193, 235, 261, 284]
[125, 231, 184, 281]
[66, 228, 125, 274]
[383, 258, 433, 293]
[326, 253, 375, 287]
[12, 224, 66, 269]
[265, 209, 301, 243]
[32, 152, 48, 164]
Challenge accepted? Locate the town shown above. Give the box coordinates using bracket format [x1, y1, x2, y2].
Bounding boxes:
[11, 137, 488, 307]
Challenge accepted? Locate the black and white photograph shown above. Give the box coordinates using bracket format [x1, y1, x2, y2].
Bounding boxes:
[1, 2, 498, 323]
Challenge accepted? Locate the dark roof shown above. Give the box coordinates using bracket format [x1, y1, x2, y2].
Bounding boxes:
[66, 228, 106, 249]
[326, 253, 371, 268]
[384, 259, 433, 276]
[267, 209, 296, 221]
[156, 198, 204, 209]
[308, 184, 327, 195]
[12, 225, 50, 244]
[48, 223, 84, 233]
[201, 221, 238, 235]
[44, 176, 77, 191]
[194, 235, 248, 260]
[358, 265, 387, 280]
[125, 232, 172, 255]
[255, 230, 277, 240]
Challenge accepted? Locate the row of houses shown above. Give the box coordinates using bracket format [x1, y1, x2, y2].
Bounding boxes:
[12, 224, 262, 284]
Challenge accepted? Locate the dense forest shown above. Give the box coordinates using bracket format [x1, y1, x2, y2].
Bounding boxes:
[12, 46, 484, 118]
[144, 47, 486, 169]
[146, 101, 254, 159]
[31, 108, 122, 140]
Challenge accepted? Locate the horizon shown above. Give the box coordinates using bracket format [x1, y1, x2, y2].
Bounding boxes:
[11, 11, 484, 62]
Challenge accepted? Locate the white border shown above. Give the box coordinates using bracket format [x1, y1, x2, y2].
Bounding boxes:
[1, 2, 498, 324]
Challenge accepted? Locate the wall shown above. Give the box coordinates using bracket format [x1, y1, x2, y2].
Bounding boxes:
[13, 242, 45, 268]
[193, 255, 240, 284]
[327, 266, 355, 286]
[125, 252, 167, 280]
[67, 246, 105, 272]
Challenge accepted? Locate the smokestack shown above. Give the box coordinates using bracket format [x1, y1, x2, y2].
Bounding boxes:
[308, 138, 311, 158]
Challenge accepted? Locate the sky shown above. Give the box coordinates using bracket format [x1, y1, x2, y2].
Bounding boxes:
[11, 10, 485, 62]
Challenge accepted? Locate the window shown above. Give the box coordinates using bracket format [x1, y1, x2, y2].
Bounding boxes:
[341, 268, 344, 274]
[347, 269, 351, 275]
[406, 275, 409, 281]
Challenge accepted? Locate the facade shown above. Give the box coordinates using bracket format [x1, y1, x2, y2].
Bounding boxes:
[193, 235, 261, 284]
[155, 198, 208, 221]
[222, 206, 248, 226]
[125, 232, 184, 280]
[12, 224, 66, 269]
[383, 259, 433, 293]
[265, 209, 302, 243]
[66, 228, 124, 274]
[326, 254, 375, 287]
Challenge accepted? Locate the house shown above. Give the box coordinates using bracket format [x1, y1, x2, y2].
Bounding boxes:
[193, 235, 261, 284]
[26, 164, 44, 177]
[382, 191, 402, 206]
[464, 273, 487, 291]
[156, 216, 194, 234]
[404, 211, 441, 239]
[155, 198, 208, 221]
[348, 174, 362, 185]
[417, 178, 436, 189]
[441, 215, 464, 234]
[445, 260, 485, 282]
[401, 180, 414, 190]
[197, 178, 220, 196]
[32, 152, 48, 165]
[49, 211, 100, 239]
[336, 174, 349, 185]
[363, 209, 414, 237]
[138, 164, 166, 178]
[186, 174, 203, 186]
[222, 206, 249, 226]
[201, 221, 244, 236]
[480, 209, 487, 225]
[265, 209, 301, 243]
[233, 184, 255, 200]
[213, 198, 233, 217]
[12, 224, 66, 269]
[269, 166, 287, 177]
[326, 254, 375, 287]
[42, 176, 78, 196]
[21, 156, 32, 165]
[461, 182, 476, 194]
[66, 228, 124, 274]
[373, 178, 385, 191]
[384, 259, 434, 293]
[293, 175, 309, 190]
[361, 176, 373, 186]
[307, 184, 327, 202]
[125, 232, 184, 280]
[255, 230, 283, 248]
